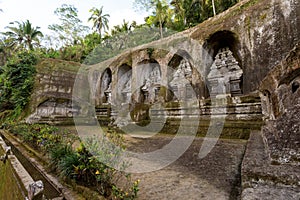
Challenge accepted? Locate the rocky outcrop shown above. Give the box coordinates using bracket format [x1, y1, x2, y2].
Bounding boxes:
[241, 44, 300, 199]
[22, 0, 300, 198]
[26, 59, 81, 124]
[241, 131, 300, 200]
[190, 0, 300, 94]
[26, 0, 300, 137]
[85, 0, 300, 105]
[260, 44, 300, 165]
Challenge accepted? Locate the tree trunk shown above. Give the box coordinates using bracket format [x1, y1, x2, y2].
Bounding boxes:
[212, 0, 216, 16]
[159, 20, 163, 39]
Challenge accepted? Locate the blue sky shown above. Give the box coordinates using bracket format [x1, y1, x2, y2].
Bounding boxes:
[0, 0, 148, 34]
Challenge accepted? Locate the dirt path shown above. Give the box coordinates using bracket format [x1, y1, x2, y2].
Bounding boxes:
[124, 135, 247, 200]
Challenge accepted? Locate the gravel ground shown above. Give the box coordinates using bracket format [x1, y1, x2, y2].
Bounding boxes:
[124, 135, 247, 200]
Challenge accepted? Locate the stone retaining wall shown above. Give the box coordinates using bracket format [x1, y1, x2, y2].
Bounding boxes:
[0, 135, 43, 200]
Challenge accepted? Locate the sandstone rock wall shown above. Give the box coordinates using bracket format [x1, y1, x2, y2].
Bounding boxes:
[26, 59, 81, 124]
[260, 44, 300, 165]
[86, 0, 299, 105]
[190, 0, 300, 94]
[26, 0, 300, 130]
[241, 44, 300, 199]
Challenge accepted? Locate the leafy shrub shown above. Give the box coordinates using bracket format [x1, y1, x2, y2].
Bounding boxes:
[6, 122, 75, 152]
[6, 122, 139, 199]
[0, 50, 37, 120]
[57, 148, 81, 179]
[84, 26, 176, 65]
[51, 128, 139, 199]
[49, 143, 75, 171]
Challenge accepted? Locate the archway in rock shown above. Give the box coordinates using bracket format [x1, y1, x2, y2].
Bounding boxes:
[168, 50, 207, 101]
[117, 64, 132, 103]
[204, 30, 241, 61]
[204, 31, 243, 98]
[136, 59, 162, 104]
[100, 68, 112, 104]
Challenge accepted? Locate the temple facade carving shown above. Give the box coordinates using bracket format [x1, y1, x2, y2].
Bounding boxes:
[101, 69, 112, 104]
[207, 47, 243, 98]
[141, 66, 161, 103]
[169, 59, 193, 101]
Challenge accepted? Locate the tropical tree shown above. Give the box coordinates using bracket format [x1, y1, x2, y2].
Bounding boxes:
[48, 4, 89, 46]
[111, 20, 137, 35]
[88, 6, 110, 38]
[170, 0, 186, 28]
[146, 0, 171, 38]
[134, 0, 239, 31]
[1, 20, 43, 50]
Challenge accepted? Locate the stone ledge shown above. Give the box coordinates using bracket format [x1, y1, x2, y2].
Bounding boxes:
[0, 135, 43, 200]
[241, 131, 300, 199]
[0, 130, 82, 200]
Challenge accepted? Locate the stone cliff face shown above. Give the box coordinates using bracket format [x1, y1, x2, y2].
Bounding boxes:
[260, 44, 300, 166]
[190, 0, 300, 94]
[26, 59, 81, 124]
[85, 0, 300, 106]
[26, 0, 300, 129]
[241, 44, 300, 200]
[24, 0, 300, 198]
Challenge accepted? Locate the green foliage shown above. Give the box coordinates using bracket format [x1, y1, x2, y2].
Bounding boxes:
[110, 20, 137, 36]
[145, 0, 172, 38]
[49, 143, 75, 170]
[135, 0, 240, 31]
[57, 147, 81, 178]
[0, 51, 37, 120]
[5, 122, 74, 151]
[51, 32, 102, 63]
[38, 47, 61, 59]
[48, 128, 139, 199]
[112, 180, 139, 200]
[48, 4, 90, 46]
[84, 25, 176, 65]
[88, 6, 110, 38]
[5, 122, 139, 199]
[1, 20, 43, 50]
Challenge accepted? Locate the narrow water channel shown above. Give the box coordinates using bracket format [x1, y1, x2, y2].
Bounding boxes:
[0, 133, 62, 199]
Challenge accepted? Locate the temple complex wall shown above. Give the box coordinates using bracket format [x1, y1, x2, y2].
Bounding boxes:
[26, 0, 300, 136]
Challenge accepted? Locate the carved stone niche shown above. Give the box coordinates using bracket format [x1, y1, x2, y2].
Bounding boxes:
[169, 59, 193, 101]
[119, 71, 132, 104]
[26, 98, 81, 123]
[141, 66, 161, 103]
[101, 69, 112, 104]
[104, 83, 112, 104]
[116, 64, 132, 104]
[207, 47, 243, 98]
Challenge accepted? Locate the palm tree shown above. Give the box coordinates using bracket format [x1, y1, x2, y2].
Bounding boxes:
[156, 0, 170, 39]
[2, 20, 43, 50]
[146, 0, 170, 39]
[88, 6, 110, 38]
[171, 0, 186, 28]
